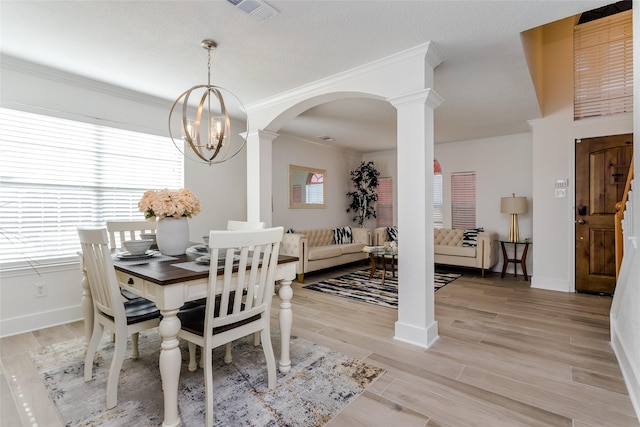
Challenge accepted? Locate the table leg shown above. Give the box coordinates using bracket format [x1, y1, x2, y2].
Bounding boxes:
[158, 308, 182, 427]
[521, 243, 530, 281]
[500, 242, 508, 278]
[380, 255, 387, 285]
[277, 278, 293, 373]
[368, 254, 377, 280]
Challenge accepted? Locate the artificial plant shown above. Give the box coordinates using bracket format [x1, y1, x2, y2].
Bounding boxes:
[346, 161, 380, 226]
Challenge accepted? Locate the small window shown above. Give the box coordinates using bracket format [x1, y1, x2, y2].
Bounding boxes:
[376, 177, 393, 227]
[451, 172, 476, 230]
[306, 173, 324, 204]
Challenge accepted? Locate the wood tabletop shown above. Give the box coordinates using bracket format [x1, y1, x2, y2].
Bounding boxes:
[113, 250, 298, 286]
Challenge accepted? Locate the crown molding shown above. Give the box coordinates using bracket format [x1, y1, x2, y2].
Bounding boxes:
[1, 55, 172, 109]
[388, 88, 444, 110]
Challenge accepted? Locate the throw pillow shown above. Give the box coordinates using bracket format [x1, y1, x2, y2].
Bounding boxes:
[386, 226, 398, 242]
[333, 226, 353, 244]
[462, 227, 484, 247]
[286, 228, 296, 234]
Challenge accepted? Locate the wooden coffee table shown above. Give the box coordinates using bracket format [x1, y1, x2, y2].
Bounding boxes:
[365, 248, 397, 284]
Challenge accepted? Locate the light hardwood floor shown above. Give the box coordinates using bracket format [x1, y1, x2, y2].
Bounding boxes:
[1, 263, 638, 426]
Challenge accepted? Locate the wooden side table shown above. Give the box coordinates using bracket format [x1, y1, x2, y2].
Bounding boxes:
[500, 240, 530, 281]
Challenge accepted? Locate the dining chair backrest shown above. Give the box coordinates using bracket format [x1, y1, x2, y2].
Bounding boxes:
[78, 228, 126, 322]
[106, 220, 157, 250]
[226, 220, 266, 231]
[206, 227, 283, 334]
[80, 226, 160, 410]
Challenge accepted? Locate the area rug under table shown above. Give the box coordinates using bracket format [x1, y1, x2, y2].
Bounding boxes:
[30, 330, 384, 427]
[303, 269, 461, 308]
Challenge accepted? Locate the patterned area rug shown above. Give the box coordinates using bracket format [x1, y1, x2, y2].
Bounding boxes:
[303, 269, 461, 308]
[30, 330, 384, 427]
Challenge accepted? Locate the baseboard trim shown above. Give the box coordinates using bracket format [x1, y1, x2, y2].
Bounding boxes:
[611, 322, 640, 423]
[394, 319, 439, 348]
[0, 305, 82, 338]
[530, 275, 571, 292]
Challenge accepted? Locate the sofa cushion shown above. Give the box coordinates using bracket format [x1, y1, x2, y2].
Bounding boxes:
[333, 226, 353, 244]
[386, 226, 398, 242]
[298, 229, 334, 247]
[434, 228, 463, 246]
[462, 227, 484, 247]
[308, 245, 342, 260]
[435, 244, 476, 258]
[339, 243, 365, 255]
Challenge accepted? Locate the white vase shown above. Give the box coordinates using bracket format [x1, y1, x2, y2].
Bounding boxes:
[156, 216, 189, 255]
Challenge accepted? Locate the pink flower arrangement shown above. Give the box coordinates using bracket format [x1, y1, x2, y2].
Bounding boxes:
[138, 188, 201, 220]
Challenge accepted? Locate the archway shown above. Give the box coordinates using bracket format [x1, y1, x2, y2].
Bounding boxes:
[244, 42, 444, 348]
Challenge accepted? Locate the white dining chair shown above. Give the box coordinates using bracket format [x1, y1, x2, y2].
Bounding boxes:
[177, 227, 283, 427]
[106, 220, 157, 250]
[104, 220, 158, 349]
[78, 227, 161, 409]
[224, 220, 266, 360]
[226, 220, 265, 231]
[190, 219, 268, 369]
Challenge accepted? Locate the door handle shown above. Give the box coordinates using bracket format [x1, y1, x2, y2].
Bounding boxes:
[577, 218, 586, 225]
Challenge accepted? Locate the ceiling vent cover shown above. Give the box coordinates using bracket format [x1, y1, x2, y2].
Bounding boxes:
[226, 0, 279, 22]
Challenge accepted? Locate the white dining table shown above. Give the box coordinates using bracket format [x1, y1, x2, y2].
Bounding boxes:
[80, 248, 297, 427]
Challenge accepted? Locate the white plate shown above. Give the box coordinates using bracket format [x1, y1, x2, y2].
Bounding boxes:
[195, 255, 211, 265]
[191, 244, 209, 253]
[116, 250, 158, 260]
[195, 254, 242, 265]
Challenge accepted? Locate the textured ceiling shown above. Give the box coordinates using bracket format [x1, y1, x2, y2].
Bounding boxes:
[0, 1, 612, 152]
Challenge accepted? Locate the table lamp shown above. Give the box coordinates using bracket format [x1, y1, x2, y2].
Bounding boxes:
[500, 193, 528, 242]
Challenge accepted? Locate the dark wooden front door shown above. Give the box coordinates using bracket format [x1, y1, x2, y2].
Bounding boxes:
[575, 134, 633, 295]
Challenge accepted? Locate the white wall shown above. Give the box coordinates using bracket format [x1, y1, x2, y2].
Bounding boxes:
[435, 134, 533, 274]
[529, 18, 633, 293]
[609, 5, 639, 418]
[272, 134, 361, 230]
[185, 132, 248, 241]
[0, 57, 247, 336]
[361, 135, 533, 275]
[363, 150, 398, 228]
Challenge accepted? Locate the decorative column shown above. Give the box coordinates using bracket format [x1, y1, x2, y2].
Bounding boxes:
[245, 129, 279, 226]
[389, 88, 443, 348]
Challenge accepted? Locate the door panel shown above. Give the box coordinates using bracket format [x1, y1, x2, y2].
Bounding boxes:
[575, 135, 632, 295]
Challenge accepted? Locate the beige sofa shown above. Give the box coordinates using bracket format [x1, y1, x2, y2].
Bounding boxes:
[281, 227, 371, 283]
[374, 227, 499, 275]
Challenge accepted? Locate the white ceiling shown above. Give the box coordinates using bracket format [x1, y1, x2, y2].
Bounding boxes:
[0, 0, 612, 152]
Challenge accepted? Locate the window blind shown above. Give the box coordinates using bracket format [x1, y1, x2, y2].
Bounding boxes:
[0, 108, 183, 269]
[433, 173, 443, 229]
[306, 173, 324, 204]
[376, 177, 393, 227]
[574, 9, 633, 120]
[451, 172, 476, 230]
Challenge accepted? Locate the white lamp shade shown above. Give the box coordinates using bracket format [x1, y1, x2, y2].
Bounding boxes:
[500, 196, 528, 214]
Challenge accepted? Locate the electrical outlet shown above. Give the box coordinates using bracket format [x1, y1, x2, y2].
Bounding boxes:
[35, 282, 47, 298]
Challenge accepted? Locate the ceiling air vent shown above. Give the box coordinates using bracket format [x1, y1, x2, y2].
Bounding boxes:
[226, 0, 279, 22]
